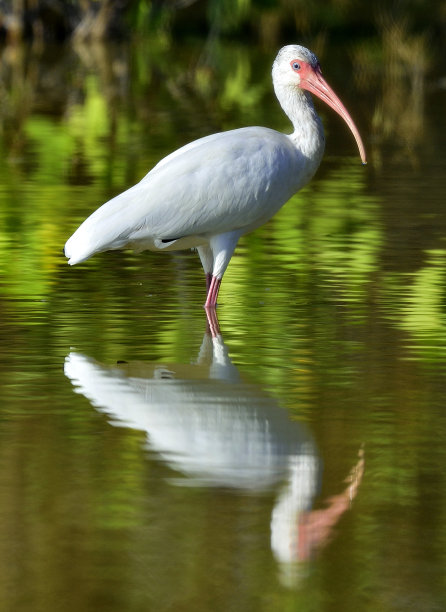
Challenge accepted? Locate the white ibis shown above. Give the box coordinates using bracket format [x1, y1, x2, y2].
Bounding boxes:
[64, 45, 366, 307]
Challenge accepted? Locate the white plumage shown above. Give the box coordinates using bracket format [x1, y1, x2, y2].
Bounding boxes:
[65, 45, 366, 307]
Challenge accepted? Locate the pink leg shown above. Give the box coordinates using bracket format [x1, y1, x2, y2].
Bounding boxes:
[205, 307, 221, 337]
[205, 272, 212, 293]
[204, 275, 221, 309]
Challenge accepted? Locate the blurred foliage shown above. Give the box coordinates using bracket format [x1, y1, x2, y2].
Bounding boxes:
[0, 0, 445, 52]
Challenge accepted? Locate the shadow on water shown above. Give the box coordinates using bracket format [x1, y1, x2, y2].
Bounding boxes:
[64, 309, 364, 587]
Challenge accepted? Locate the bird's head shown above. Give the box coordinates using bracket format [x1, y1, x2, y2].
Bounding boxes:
[272, 45, 320, 88]
[273, 45, 367, 165]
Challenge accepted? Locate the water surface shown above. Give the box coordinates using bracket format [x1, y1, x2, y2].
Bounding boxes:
[0, 37, 446, 611]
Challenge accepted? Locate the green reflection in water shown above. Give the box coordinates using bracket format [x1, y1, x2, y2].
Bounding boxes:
[0, 33, 446, 612]
[381, 249, 446, 363]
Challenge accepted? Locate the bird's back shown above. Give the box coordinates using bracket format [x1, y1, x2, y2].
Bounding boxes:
[65, 126, 310, 265]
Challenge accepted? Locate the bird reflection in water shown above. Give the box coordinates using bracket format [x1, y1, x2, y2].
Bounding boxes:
[64, 309, 364, 584]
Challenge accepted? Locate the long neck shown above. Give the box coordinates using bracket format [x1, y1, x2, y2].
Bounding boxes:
[274, 83, 325, 166]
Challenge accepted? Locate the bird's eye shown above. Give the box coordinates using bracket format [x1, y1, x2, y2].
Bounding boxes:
[291, 61, 301, 72]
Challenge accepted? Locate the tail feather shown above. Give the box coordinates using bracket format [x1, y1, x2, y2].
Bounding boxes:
[64, 187, 143, 265]
[64, 222, 129, 265]
[64, 224, 99, 265]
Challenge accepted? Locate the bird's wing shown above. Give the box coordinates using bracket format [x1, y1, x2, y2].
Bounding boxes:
[65, 127, 300, 264]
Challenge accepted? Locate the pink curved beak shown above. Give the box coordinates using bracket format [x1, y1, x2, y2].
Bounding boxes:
[301, 65, 367, 165]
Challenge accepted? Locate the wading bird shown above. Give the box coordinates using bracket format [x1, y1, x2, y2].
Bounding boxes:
[65, 45, 366, 308]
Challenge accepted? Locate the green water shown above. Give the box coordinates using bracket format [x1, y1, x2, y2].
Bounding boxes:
[0, 38, 446, 611]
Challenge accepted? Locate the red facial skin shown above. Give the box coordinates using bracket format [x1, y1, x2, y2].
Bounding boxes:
[291, 59, 367, 165]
